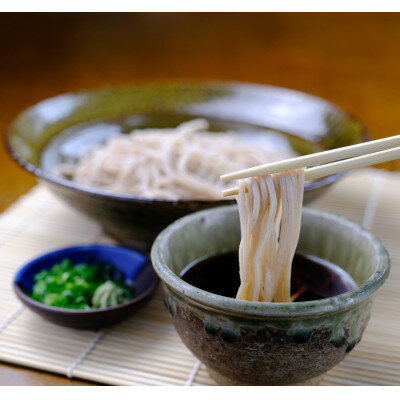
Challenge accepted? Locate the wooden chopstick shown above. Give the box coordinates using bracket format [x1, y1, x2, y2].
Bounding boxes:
[304, 146, 400, 180]
[220, 134, 400, 183]
[222, 145, 400, 197]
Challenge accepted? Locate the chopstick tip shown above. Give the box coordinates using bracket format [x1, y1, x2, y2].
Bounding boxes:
[220, 173, 232, 183]
[222, 187, 239, 197]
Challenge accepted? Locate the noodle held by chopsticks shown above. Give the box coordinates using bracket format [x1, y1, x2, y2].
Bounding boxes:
[235, 169, 305, 302]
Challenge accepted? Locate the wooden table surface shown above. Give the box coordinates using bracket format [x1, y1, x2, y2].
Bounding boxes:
[1, 12, 400, 385]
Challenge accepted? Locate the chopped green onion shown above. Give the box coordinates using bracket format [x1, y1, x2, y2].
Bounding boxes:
[31, 258, 134, 309]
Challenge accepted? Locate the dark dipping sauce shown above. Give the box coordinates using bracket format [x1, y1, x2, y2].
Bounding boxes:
[180, 252, 357, 301]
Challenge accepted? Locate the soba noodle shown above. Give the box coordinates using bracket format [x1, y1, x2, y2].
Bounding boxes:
[235, 169, 305, 302]
[60, 119, 294, 200]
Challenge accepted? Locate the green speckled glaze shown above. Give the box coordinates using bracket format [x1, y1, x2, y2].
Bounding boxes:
[6, 82, 369, 251]
[151, 206, 390, 385]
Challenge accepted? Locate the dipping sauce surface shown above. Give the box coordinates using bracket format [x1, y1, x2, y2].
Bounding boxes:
[180, 252, 357, 301]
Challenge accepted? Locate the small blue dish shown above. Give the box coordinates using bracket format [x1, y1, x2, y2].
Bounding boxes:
[14, 244, 158, 329]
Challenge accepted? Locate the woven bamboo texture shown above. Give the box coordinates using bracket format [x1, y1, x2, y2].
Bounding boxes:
[0, 169, 399, 385]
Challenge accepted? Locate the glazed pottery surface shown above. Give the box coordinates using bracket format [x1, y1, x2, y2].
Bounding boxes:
[6, 82, 369, 251]
[151, 206, 389, 385]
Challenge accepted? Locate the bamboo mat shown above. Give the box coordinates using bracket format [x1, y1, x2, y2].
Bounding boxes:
[0, 169, 399, 386]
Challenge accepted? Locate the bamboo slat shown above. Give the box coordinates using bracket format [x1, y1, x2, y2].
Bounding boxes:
[0, 169, 399, 385]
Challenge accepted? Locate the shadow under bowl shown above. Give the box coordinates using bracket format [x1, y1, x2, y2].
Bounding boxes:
[14, 244, 158, 330]
[5, 81, 369, 252]
[151, 206, 390, 385]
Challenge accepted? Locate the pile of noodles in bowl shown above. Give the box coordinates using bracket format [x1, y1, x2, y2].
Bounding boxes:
[57, 119, 296, 201]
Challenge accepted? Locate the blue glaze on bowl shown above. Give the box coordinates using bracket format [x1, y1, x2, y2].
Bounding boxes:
[15, 244, 147, 294]
[13, 244, 158, 329]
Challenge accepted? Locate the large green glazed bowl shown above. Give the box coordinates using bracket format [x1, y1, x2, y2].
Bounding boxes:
[151, 206, 390, 385]
[6, 82, 369, 251]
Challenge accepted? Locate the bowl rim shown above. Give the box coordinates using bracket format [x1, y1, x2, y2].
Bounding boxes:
[13, 244, 158, 315]
[150, 205, 390, 318]
[4, 80, 369, 205]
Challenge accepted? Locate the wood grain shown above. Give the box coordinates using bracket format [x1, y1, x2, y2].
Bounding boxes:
[1, 12, 400, 385]
[0, 363, 95, 386]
